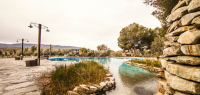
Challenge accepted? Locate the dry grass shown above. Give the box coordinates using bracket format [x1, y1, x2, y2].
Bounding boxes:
[36, 61, 109, 95]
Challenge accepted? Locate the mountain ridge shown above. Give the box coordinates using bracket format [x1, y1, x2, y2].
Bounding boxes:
[0, 43, 82, 50]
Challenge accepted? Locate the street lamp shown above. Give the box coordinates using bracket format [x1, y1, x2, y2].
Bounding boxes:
[16, 38, 29, 58]
[28, 22, 50, 66]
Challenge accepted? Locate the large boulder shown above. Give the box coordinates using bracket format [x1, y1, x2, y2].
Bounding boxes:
[171, 0, 191, 13]
[179, 11, 200, 26]
[163, 46, 182, 57]
[178, 28, 200, 44]
[166, 63, 200, 82]
[99, 82, 107, 88]
[176, 56, 200, 65]
[167, 20, 180, 33]
[167, 6, 188, 23]
[191, 16, 200, 28]
[181, 44, 200, 56]
[188, 0, 200, 13]
[167, 74, 200, 94]
[169, 26, 195, 36]
[158, 80, 175, 94]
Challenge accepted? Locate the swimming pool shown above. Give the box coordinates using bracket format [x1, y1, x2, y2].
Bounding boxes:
[48, 57, 158, 95]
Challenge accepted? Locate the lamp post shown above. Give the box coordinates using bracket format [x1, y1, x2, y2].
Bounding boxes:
[16, 38, 29, 57]
[28, 22, 50, 66]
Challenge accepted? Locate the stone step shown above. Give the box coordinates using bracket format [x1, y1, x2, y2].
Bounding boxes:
[158, 80, 175, 95]
[167, 73, 200, 94]
[181, 44, 200, 56]
[166, 63, 200, 82]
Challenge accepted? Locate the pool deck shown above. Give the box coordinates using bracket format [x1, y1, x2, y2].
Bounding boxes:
[0, 58, 76, 95]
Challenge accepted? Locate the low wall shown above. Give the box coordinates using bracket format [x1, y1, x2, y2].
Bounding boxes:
[67, 73, 116, 95]
[124, 61, 161, 73]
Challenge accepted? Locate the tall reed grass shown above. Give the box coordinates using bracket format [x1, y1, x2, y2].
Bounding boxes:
[39, 61, 108, 95]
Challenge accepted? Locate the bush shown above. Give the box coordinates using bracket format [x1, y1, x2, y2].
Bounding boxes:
[129, 59, 161, 67]
[39, 61, 108, 95]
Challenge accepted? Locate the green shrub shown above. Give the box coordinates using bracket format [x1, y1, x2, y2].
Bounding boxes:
[129, 59, 161, 68]
[39, 61, 108, 95]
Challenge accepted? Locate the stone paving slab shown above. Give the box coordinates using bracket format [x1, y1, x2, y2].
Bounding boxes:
[0, 58, 76, 95]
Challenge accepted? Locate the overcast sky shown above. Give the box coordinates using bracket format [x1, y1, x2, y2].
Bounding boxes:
[0, 0, 161, 51]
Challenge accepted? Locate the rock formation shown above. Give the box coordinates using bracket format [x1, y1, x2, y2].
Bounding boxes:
[154, 0, 200, 94]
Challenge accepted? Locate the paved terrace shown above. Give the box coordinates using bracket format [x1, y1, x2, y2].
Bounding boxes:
[0, 58, 75, 95]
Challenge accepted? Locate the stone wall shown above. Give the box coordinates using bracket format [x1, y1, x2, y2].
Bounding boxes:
[155, 0, 200, 95]
[67, 73, 116, 95]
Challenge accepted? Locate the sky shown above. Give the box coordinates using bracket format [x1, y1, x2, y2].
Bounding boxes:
[0, 0, 161, 51]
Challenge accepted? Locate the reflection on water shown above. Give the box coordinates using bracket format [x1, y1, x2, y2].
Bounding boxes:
[48, 57, 159, 95]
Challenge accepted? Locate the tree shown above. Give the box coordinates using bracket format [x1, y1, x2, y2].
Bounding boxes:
[0, 50, 2, 55]
[79, 48, 89, 57]
[151, 36, 166, 56]
[118, 22, 157, 52]
[31, 46, 37, 53]
[97, 44, 108, 51]
[143, 0, 179, 25]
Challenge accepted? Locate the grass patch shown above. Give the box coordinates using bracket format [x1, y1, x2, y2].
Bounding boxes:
[129, 59, 161, 68]
[37, 61, 108, 95]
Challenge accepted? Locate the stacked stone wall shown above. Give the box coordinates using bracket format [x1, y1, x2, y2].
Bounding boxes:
[155, 0, 200, 95]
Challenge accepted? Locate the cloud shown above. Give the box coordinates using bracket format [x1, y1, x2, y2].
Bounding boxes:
[0, 0, 160, 51]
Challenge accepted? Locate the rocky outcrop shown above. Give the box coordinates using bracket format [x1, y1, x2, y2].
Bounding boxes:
[155, 0, 200, 94]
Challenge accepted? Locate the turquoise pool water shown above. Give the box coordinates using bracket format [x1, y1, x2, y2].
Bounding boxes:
[48, 57, 159, 95]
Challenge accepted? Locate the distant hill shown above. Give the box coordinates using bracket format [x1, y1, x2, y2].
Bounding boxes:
[0, 43, 82, 50]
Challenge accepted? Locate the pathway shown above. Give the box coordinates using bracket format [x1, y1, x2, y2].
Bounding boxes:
[0, 58, 75, 95]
